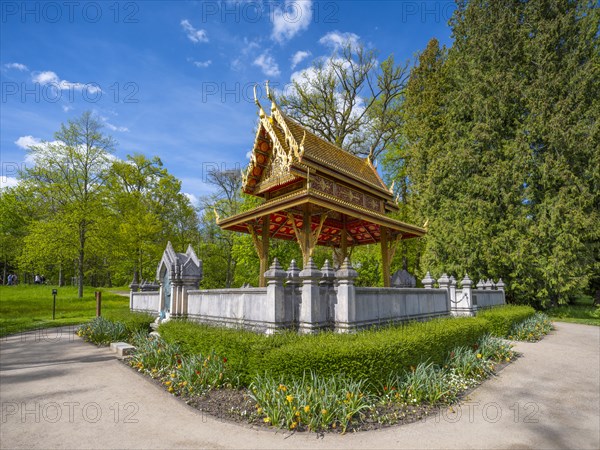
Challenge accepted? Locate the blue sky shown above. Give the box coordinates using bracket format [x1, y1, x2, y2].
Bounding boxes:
[1, 0, 455, 203]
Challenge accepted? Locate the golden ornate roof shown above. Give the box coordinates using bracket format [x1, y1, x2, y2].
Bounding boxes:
[241, 94, 395, 203]
[219, 87, 425, 248]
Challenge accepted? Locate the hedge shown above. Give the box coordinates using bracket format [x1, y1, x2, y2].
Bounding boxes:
[252, 317, 489, 387]
[103, 311, 155, 335]
[477, 305, 535, 337]
[158, 305, 535, 387]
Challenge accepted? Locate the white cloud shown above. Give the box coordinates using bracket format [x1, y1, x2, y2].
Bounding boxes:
[31, 71, 102, 94]
[100, 116, 129, 132]
[104, 122, 129, 132]
[181, 19, 208, 43]
[253, 52, 281, 77]
[192, 59, 212, 68]
[5, 62, 28, 71]
[272, 0, 313, 43]
[290, 50, 311, 69]
[0, 177, 19, 190]
[15, 135, 41, 149]
[62, 104, 73, 112]
[183, 192, 200, 207]
[319, 31, 360, 50]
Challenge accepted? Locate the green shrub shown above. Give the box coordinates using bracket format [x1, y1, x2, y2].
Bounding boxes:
[158, 307, 534, 388]
[77, 313, 154, 345]
[104, 311, 154, 334]
[158, 320, 297, 384]
[508, 312, 553, 341]
[477, 334, 515, 361]
[129, 333, 237, 395]
[252, 317, 490, 388]
[477, 305, 536, 337]
[77, 316, 128, 345]
[249, 372, 370, 433]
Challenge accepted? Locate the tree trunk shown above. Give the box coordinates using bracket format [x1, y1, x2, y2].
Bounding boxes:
[58, 264, 64, 287]
[78, 221, 86, 298]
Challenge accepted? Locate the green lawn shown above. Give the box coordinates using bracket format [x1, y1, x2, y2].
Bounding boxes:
[0, 285, 134, 337]
[546, 296, 600, 326]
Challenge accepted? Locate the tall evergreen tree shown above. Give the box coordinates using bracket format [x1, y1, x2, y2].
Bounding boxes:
[391, 0, 599, 305]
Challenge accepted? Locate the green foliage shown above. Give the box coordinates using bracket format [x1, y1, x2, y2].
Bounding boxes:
[129, 334, 236, 396]
[385, 1, 600, 306]
[476, 334, 515, 362]
[250, 373, 370, 432]
[546, 299, 600, 326]
[77, 317, 128, 345]
[256, 318, 489, 387]
[477, 305, 536, 337]
[383, 362, 453, 405]
[158, 320, 297, 384]
[77, 313, 154, 345]
[508, 312, 553, 341]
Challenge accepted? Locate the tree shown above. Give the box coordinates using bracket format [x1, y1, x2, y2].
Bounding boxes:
[280, 43, 408, 160]
[20, 111, 114, 297]
[388, 0, 599, 306]
[107, 153, 199, 284]
[198, 169, 244, 288]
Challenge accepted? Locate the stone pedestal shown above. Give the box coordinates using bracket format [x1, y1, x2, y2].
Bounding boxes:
[299, 258, 325, 333]
[264, 258, 288, 332]
[334, 257, 358, 332]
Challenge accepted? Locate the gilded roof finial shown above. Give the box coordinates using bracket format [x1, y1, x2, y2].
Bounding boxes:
[213, 207, 221, 223]
[265, 80, 272, 101]
[253, 84, 266, 118]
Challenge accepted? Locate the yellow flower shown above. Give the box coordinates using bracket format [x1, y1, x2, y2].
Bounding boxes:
[476, 353, 482, 359]
[177, 365, 182, 369]
[165, 381, 172, 386]
[263, 417, 271, 423]
[346, 392, 352, 400]
[168, 387, 174, 393]
[257, 407, 263, 414]
[294, 410, 300, 417]
[290, 421, 297, 430]
[278, 384, 287, 392]
[182, 381, 188, 386]
[506, 357, 510, 362]
[304, 405, 310, 413]
[321, 409, 327, 415]
[286, 395, 294, 403]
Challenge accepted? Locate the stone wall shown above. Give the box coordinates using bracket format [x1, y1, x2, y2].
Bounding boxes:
[130, 291, 160, 313]
[130, 256, 507, 333]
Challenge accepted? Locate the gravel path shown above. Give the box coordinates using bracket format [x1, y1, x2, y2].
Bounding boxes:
[1, 322, 598, 449]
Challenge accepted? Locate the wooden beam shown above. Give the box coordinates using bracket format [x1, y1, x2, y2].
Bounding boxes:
[248, 218, 270, 288]
[381, 226, 390, 287]
[259, 215, 270, 287]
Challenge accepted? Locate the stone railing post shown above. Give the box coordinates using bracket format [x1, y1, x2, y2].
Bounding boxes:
[422, 271, 436, 289]
[452, 274, 475, 316]
[286, 259, 301, 326]
[496, 278, 506, 304]
[129, 278, 139, 310]
[320, 260, 336, 325]
[264, 258, 287, 332]
[299, 258, 324, 333]
[334, 257, 358, 333]
[438, 273, 450, 313]
[449, 276, 457, 311]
